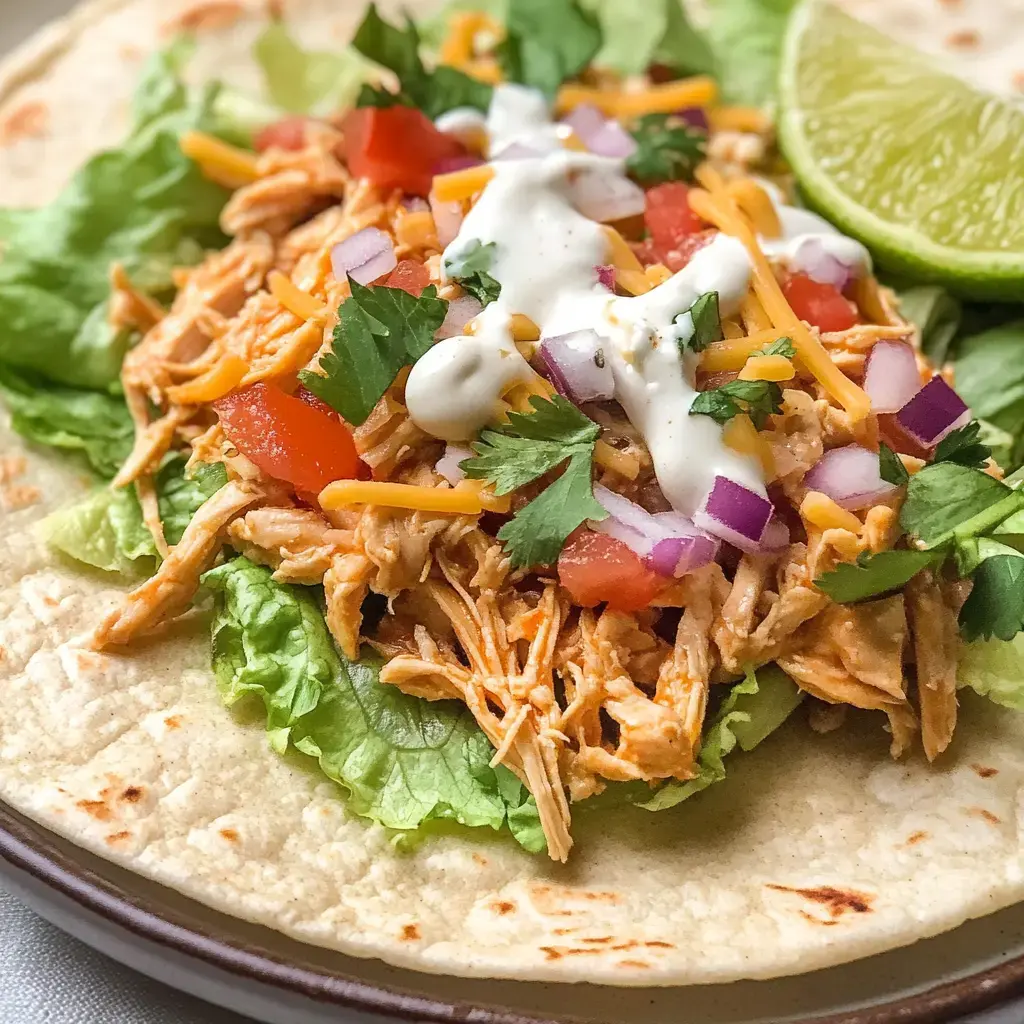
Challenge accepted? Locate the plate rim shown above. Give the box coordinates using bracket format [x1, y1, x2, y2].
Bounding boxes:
[1, 799, 1023, 1024]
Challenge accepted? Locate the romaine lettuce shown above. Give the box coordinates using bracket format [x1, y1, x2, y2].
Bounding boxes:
[958, 635, 1024, 712]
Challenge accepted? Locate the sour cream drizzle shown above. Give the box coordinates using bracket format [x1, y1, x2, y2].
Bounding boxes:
[409, 85, 869, 520]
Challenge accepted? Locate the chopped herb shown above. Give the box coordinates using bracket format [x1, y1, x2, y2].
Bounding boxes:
[462, 395, 605, 568]
[689, 378, 783, 430]
[299, 279, 447, 425]
[878, 442, 910, 487]
[626, 113, 706, 185]
[813, 549, 938, 604]
[351, 5, 492, 117]
[959, 554, 1024, 642]
[444, 239, 502, 306]
[755, 336, 795, 359]
[682, 291, 722, 353]
[931, 421, 992, 470]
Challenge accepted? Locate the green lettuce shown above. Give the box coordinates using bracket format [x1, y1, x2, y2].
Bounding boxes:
[635, 664, 802, 811]
[156, 456, 228, 546]
[958, 635, 1024, 712]
[202, 557, 543, 850]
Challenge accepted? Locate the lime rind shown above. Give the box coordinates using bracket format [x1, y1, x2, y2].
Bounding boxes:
[777, 0, 1024, 300]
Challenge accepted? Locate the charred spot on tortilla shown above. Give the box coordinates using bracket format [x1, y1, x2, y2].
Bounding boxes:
[400, 924, 421, 941]
[972, 764, 999, 779]
[161, 0, 244, 36]
[0, 101, 48, 145]
[617, 960, 650, 970]
[766, 885, 875, 921]
[105, 831, 132, 846]
[904, 830, 930, 847]
[219, 828, 240, 843]
[966, 807, 1002, 825]
[120, 786, 144, 804]
[164, 715, 183, 730]
[490, 900, 516, 916]
[76, 799, 113, 822]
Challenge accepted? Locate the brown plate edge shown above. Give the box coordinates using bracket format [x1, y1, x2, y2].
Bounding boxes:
[0, 798, 1023, 1024]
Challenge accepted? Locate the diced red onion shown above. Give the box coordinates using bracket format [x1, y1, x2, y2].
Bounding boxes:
[428, 193, 464, 248]
[331, 227, 396, 286]
[436, 295, 483, 340]
[804, 444, 896, 510]
[434, 154, 483, 174]
[789, 237, 854, 290]
[570, 169, 645, 222]
[492, 141, 544, 161]
[896, 375, 970, 447]
[561, 103, 606, 142]
[693, 476, 773, 553]
[435, 444, 474, 485]
[589, 486, 718, 577]
[595, 264, 615, 290]
[560, 104, 637, 159]
[760, 517, 791, 552]
[864, 341, 920, 414]
[539, 330, 614, 404]
[675, 107, 709, 133]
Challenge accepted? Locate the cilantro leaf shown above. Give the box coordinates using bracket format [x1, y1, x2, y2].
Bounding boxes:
[496, 450, 606, 568]
[463, 395, 603, 567]
[878, 442, 909, 487]
[626, 113, 706, 185]
[351, 4, 492, 117]
[682, 291, 722, 353]
[444, 239, 502, 306]
[813, 549, 938, 604]
[959, 554, 1024, 642]
[300, 279, 447, 425]
[755, 336, 795, 358]
[689, 378, 783, 430]
[932, 421, 992, 470]
[900, 463, 1023, 549]
[497, 0, 602, 98]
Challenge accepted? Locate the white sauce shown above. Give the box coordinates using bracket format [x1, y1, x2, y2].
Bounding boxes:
[409, 86, 861, 518]
[434, 107, 488, 148]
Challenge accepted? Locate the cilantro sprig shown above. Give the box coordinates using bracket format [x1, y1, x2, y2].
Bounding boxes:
[352, 5, 492, 117]
[931, 421, 992, 470]
[814, 549, 939, 604]
[462, 396, 606, 568]
[755, 337, 795, 359]
[444, 240, 502, 307]
[878, 442, 909, 487]
[690, 379, 783, 430]
[627, 113, 706, 185]
[680, 292, 722, 354]
[299, 278, 447, 425]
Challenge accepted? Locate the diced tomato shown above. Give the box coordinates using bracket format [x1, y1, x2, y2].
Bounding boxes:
[662, 229, 718, 272]
[557, 531, 666, 612]
[644, 182, 707, 253]
[386, 259, 431, 296]
[255, 116, 312, 153]
[214, 382, 360, 494]
[294, 384, 340, 420]
[339, 107, 464, 197]
[782, 272, 859, 333]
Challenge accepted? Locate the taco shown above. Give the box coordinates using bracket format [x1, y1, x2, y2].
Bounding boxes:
[1, 0, 1024, 987]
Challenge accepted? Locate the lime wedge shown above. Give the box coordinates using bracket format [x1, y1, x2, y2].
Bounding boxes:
[777, 1, 1024, 299]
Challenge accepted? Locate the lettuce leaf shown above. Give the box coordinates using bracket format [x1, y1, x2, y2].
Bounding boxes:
[156, 456, 228, 546]
[958, 635, 1024, 712]
[635, 664, 802, 811]
[0, 40, 231, 392]
[203, 557, 543, 850]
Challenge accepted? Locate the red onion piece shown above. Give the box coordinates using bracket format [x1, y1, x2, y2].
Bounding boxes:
[595, 264, 615, 290]
[560, 104, 637, 158]
[760, 517, 791, 552]
[570, 169, 646, 222]
[435, 444, 474, 485]
[561, 103, 606, 142]
[539, 330, 614, 404]
[864, 341, 920, 414]
[428, 192, 464, 248]
[804, 444, 896, 510]
[896, 375, 970, 447]
[693, 476, 773, 553]
[331, 227, 396, 286]
[675, 107, 709, 132]
[436, 294, 484, 340]
[434, 154, 483, 174]
[492, 141, 545, 161]
[789, 237, 853, 290]
[590, 486, 718, 577]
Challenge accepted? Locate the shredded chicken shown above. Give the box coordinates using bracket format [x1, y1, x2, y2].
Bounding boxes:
[227, 507, 347, 584]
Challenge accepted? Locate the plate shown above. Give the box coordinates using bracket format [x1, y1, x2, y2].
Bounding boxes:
[2, 799, 1024, 1024]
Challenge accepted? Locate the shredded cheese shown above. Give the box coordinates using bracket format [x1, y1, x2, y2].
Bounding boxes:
[644, 263, 673, 287]
[556, 77, 718, 118]
[439, 11, 501, 66]
[725, 180, 781, 239]
[850, 274, 889, 325]
[432, 165, 495, 203]
[602, 226, 651, 294]
[457, 478, 511, 513]
[688, 172, 872, 421]
[319, 479, 487, 515]
[166, 353, 248, 404]
[722, 318, 746, 340]
[739, 293, 773, 333]
[708, 107, 771, 134]
[510, 314, 541, 341]
[560, 129, 589, 152]
[739, 354, 795, 382]
[268, 270, 328, 321]
[594, 440, 641, 480]
[180, 131, 260, 188]
[395, 210, 439, 251]
[701, 329, 784, 372]
[722, 414, 775, 479]
[800, 491, 862, 533]
[465, 58, 503, 84]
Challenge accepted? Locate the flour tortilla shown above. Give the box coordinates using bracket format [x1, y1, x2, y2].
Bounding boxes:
[2, 0, 1024, 988]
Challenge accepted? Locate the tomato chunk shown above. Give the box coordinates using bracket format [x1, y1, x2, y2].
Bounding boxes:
[782, 272, 859, 333]
[255, 116, 312, 153]
[644, 182, 707, 253]
[214, 382, 359, 494]
[386, 259, 432, 296]
[558, 531, 666, 612]
[339, 107, 464, 196]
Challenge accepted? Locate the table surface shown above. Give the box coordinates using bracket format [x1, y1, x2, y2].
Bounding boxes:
[0, 2, 1022, 1023]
